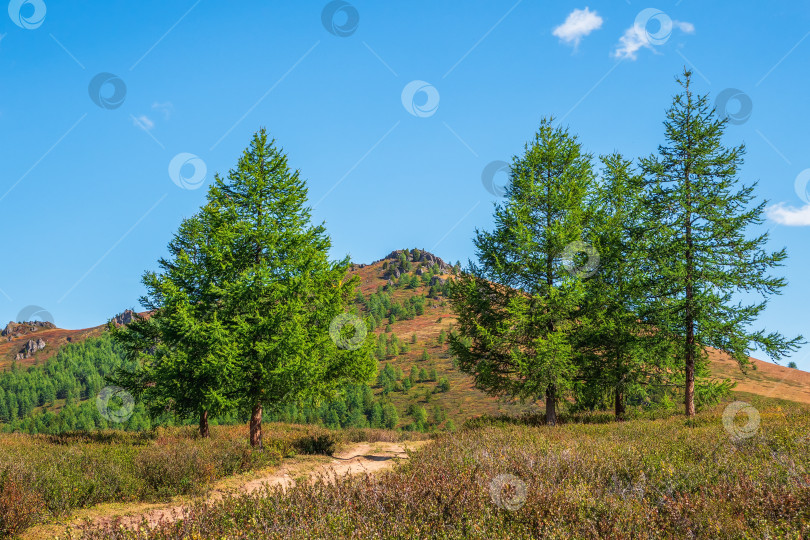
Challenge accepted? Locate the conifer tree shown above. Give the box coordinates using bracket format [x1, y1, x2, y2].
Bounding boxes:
[114, 129, 375, 445]
[640, 71, 802, 416]
[209, 129, 376, 446]
[449, 118, 594, 425]
[110, 216, 239, 437]
[576, 154, 676, 418]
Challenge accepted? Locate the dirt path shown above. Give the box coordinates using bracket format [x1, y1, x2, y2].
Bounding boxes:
[23, 440, 427, 538]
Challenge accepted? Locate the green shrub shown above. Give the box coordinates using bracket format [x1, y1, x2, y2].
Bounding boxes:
[293, 432, 338, 456]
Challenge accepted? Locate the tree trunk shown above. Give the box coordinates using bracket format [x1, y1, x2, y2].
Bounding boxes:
[614, 387, 625, 420]
[683, 80, 696, 418]
[199, 409, 210, 438]
[249, 401, 263, 448]
[685, 328, 696, 417]
[684, 210, 696, 417]
[545, 385, 557, 426]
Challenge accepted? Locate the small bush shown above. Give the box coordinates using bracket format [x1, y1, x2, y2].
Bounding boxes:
[293, 432, 338, 456]
[0, 467, 44, 537]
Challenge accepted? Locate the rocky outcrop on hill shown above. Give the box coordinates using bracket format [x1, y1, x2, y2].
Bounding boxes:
[112, 310, 136, 326]
[2, 320, 56, 341]
[382, 249, 452, 271]
[15, 338, 46, 360]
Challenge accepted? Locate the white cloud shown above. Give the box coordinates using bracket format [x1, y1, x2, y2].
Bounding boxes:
[132, 115, 155, 131]
[613, 15, 695, 60]
[613, 25, 650, 60]
[675, 21, 695, 34]
[152, 101, 174, 120]
[553, 7, 603, 48]
[766, 203, 810, 226]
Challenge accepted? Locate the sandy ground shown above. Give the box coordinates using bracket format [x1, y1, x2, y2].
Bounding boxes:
[23, 440, 428, 538]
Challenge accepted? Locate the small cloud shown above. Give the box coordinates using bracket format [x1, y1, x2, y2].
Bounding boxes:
[613, 25, 650, 60]
[553, 7, 603, 48]
[152, 101, 174, 120]
[766, 203, 810, 226]
[132, 115, 155, 131]
[613, 14, 695, 60]
[675, 21, 695, 34]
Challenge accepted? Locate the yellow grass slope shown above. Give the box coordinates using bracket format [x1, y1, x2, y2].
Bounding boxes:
[707, 347, 810, 404]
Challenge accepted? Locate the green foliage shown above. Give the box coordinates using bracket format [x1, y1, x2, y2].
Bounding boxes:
[293, 431, 338, 456]
[0, 334, 158, 434]
[574, 153, 677, 418]
[418, 367, 428, 382]
[431, 405, 447, 424]
[381, 403, 399, 429]
[112, 129, 377, 445]
[639, 71, 802, 415]
[449, 118, 594, 425]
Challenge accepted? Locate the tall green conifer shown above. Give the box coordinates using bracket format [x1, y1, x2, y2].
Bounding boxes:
[640, 71, 802, 416]
[449, 118, 594, 425]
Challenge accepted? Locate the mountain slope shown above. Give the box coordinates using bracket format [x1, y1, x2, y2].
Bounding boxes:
[2, 249, 807, 426]
[348, 249, 810, 412]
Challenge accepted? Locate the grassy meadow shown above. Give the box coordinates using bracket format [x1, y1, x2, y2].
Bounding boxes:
[57, 396, 810, 539]
[0, 423, 422, 538]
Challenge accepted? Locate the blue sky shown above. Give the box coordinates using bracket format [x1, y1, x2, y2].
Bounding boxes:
[1, 1, 809, 368]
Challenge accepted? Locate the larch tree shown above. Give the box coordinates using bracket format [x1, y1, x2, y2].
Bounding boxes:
[575, 153, 676, 419]
[113, 129, 375, 444]
[449, 118, 595, 425]
[110, 215, 240, 438]
[640, 70, 803, 417]
[210, 129, 376, 447]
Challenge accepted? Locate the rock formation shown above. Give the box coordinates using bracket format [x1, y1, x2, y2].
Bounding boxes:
[15, 338, 46, 360]
[112, 310, 136, 326]
[2, 320, 56, 341]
